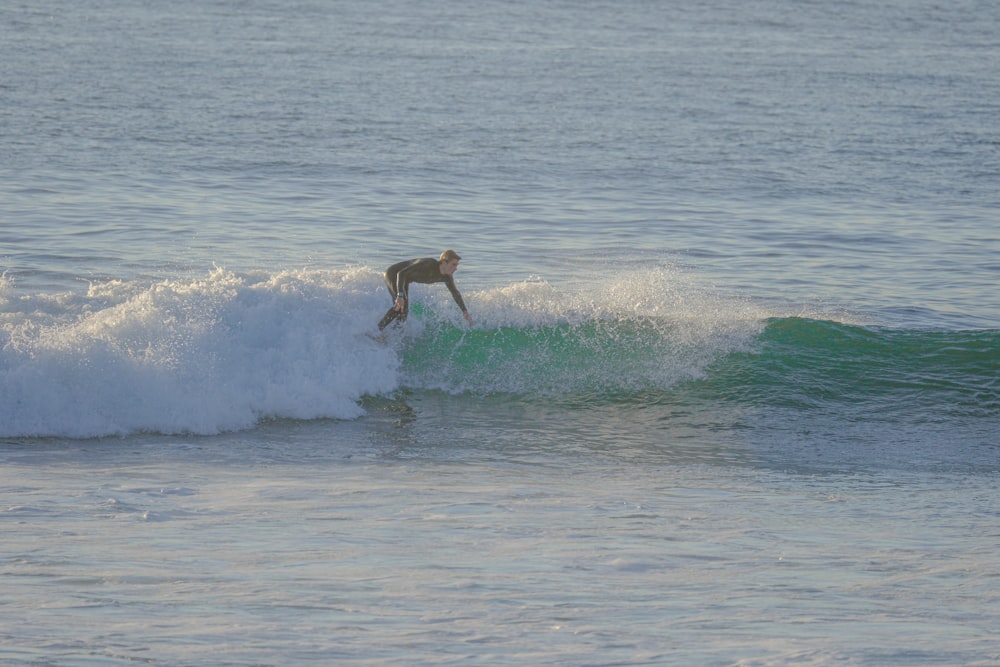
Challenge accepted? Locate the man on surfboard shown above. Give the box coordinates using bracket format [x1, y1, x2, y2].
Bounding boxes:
[377, 249, 474, 330]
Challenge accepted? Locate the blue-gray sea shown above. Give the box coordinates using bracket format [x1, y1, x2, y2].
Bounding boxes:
[2, 1, 998, 665]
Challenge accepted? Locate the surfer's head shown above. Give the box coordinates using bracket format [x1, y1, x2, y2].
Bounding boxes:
[439, 249, 461, 276]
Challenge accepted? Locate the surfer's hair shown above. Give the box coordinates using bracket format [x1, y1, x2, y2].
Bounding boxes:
[439, 249, 461, 263]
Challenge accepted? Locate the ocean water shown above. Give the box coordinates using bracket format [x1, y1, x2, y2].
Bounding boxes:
[2, 0, 998, 665]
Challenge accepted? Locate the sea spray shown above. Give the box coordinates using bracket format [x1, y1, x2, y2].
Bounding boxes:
[400, 268, 771, 396]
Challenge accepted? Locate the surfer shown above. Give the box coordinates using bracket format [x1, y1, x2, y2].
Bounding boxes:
[377, 249, 474, 330]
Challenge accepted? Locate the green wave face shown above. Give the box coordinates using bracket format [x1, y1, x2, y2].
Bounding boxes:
[691, 319, 999, 417]
[402, 320, 685, 395]
[400, 314, 999, 419]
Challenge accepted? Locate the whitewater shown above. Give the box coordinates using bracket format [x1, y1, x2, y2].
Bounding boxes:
[1, 265, 773, 438]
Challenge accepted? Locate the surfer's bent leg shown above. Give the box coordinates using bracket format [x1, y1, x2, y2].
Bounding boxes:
[377, 272, 409, 330]
[378, 306, 404, 331]
[377, 265, 410, 330]
[378, 271, 399, 330]
[377, 303, 409, 330]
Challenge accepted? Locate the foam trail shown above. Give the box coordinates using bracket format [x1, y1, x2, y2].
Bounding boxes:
[1, 268, 398, 437]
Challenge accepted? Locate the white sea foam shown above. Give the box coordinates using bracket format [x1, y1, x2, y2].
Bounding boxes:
[0, 267, 399, 437]
[1, 266, 779, 438]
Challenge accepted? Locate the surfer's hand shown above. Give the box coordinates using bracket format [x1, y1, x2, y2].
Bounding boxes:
[464, 311, 474, 327]
[394, 296, 405, 311]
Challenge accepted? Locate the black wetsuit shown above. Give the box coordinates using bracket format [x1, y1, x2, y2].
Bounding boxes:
[377, 258, 468, 330]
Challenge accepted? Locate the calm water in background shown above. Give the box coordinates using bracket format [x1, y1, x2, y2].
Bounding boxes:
[2, 1, 999, 665]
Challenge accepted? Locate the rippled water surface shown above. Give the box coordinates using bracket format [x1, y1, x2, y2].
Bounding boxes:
[2, 0, 998, 664]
